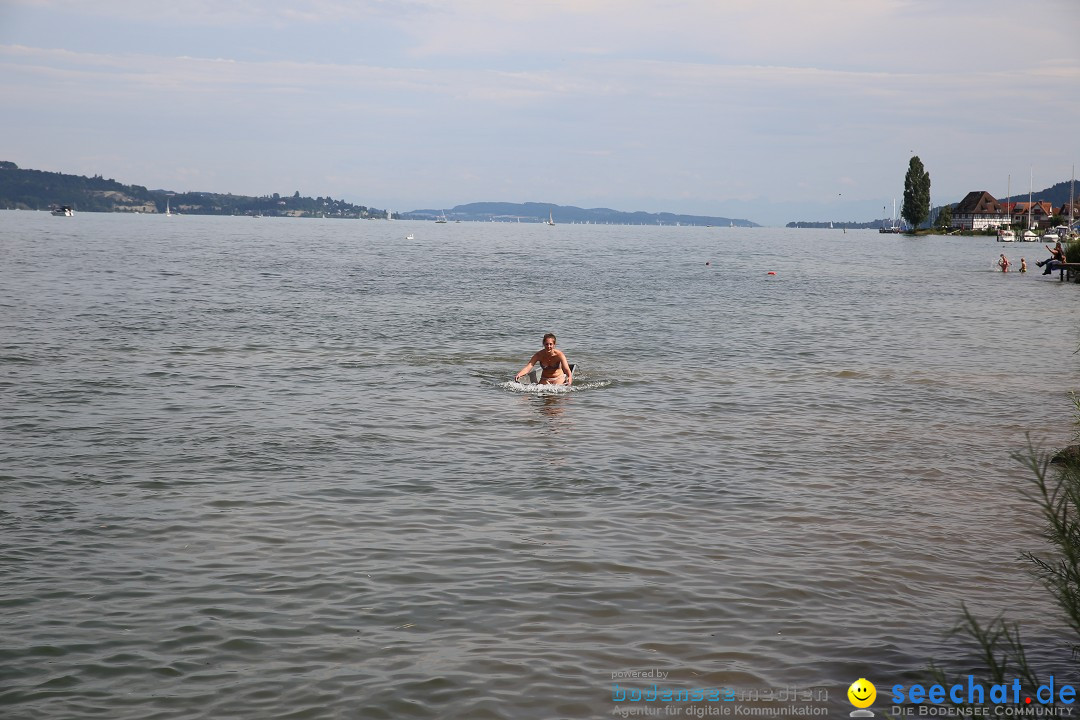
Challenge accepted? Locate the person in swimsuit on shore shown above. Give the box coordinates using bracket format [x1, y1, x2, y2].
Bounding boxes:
[514, 333, 573, 385]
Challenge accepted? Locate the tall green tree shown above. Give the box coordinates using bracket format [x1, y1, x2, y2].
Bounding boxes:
[902, 155, 931, 230]
[935, 204, 953, 230]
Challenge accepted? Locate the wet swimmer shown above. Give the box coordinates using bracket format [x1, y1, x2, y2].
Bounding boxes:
[515, 333, 573, 385]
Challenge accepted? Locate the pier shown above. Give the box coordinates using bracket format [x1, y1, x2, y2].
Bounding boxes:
[1055, 262, 1080, 282]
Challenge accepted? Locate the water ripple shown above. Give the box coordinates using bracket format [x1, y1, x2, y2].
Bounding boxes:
[0, 214, 1076, 719]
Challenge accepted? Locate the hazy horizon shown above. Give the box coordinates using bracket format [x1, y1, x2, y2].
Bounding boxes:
[2, 0, 1078, 227]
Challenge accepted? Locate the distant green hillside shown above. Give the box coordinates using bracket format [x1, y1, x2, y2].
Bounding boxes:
[787, 179, 1079, 229]
[0, 161, 389, 218]
[403, 201, 757, 227]
[1001, 179, 1078, 207]
[785, 220, 883, 229]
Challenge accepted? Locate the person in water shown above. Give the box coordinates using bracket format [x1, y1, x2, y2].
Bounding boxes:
[1019, 258, 1027, 273]
[998, 254, 1010, 272]
[515, 333, 573, 385]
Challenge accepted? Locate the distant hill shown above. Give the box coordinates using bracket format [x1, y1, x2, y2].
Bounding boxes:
[999, 179, 1078, 207]
[0, 161, 389, 218]
[925, 180, 1079, 229]
[785, 220, 883, 229]
[787, 179, 1079, 228]
[402, 201, 757, 227]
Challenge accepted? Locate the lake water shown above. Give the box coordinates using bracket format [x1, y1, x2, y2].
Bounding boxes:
[2, 211, 1077, 719]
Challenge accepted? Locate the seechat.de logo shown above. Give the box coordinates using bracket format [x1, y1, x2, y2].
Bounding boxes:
[849, 678, 877, 717]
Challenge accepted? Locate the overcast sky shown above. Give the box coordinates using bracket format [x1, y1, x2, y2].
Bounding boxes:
[2, 0, 1078, 225]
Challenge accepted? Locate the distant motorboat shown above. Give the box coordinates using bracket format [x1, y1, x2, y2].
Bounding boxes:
[997, 228, 1016, 242]
[405, 233, 415, 240]
[1021, 230, 1039, 242]
[50, 205, 73, 216]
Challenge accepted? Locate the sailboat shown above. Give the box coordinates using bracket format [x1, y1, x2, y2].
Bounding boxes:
[879, 199, 901, 233]
[435, 212, 447, 223]
[165, 199, 173, 217]
[1069, 166, 1078, 239]
[547, 211, 555, 226]
[998, 175, 1015, 242]
[1022, 168, 1039, 241]
[1049, 165, 1078, 241]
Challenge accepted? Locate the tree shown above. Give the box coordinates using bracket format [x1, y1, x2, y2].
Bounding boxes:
[902, 156, 931, 231]
[935, 204, 953, 230]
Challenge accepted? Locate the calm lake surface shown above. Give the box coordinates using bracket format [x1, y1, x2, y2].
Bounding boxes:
[2, 211, 1078, 719]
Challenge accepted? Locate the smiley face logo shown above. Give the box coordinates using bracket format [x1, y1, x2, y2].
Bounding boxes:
[848, 678, 876, 708]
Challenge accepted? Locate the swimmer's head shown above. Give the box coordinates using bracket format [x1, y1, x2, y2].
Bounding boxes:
[543, 333, 557, 348]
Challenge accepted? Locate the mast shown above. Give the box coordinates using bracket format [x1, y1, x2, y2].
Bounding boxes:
[1070, 164, 1075, 231]
[1028, 167, 1033, 231]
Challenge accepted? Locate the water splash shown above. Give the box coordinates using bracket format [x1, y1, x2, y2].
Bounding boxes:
[500, 379, 611, 393]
